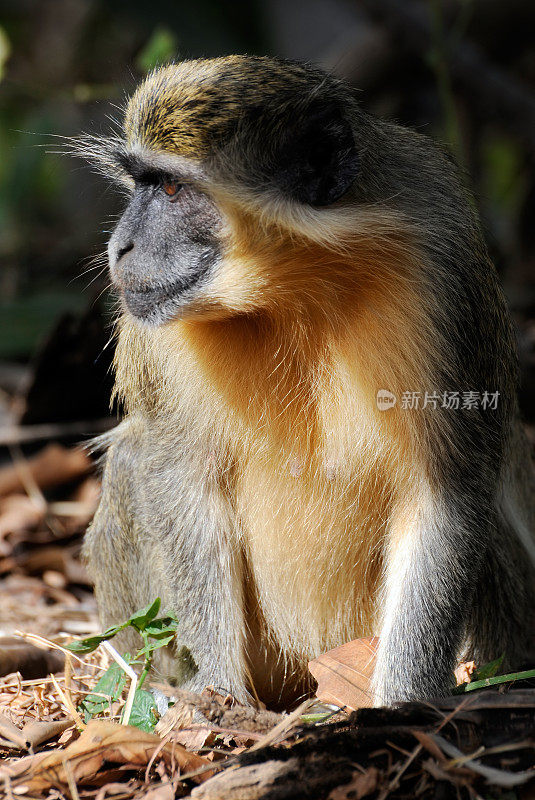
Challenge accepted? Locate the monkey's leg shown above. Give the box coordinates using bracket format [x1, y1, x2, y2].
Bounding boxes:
[372, 490, 488, 705]
[84, 422, 250, 702]
[154, 498, 249, 702]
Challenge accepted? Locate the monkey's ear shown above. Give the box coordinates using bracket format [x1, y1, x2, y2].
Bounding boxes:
[270, 100, 359, 207]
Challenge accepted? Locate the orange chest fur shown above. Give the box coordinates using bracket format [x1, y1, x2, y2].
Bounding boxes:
[232, 427, 392, 656]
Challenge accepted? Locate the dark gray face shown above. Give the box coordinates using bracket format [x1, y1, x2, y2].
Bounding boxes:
[108, 171, 223, 326]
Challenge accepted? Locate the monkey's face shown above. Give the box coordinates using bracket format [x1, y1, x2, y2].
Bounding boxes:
[108, 162, 225, 325]
[105, 57, 361, 325]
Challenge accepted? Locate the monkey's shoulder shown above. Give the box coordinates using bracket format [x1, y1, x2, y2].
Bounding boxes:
[98, 414, 214, 496]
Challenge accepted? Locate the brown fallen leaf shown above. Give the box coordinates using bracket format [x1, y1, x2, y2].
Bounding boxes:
[0, 711, 29, 749]
[0, 443, 92, 498]
[0, 719, 214, 791]
[143, 782, 176, 800]
[173, 726, 213, 752]
[412, 729, 449, 762]
[94, 780, 139, 799]
[0, 494, 44, 545]
[308, 637, 379, 710]
[327, 767, 379, 799]
[455, 660, 476, 686]
[21, 719, 74, 748]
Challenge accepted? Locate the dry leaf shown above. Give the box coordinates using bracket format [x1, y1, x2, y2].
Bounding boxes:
[327, 767, 379, 799]
[143, 782, 176, 800]
[94, 780, 138, 799]
[173, 726, 213, 752]
[21, 718, 74, 748]
[455, 660, 476, 686]
[0, 719, 213, 791]
[0, 494, 44, 543]
[308, 637, 379, 710]
[0, 711, 28, 749]
[0, 443, 92, 498]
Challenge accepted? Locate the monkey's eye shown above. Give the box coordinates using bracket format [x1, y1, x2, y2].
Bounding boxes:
[161, 180, 183, 200]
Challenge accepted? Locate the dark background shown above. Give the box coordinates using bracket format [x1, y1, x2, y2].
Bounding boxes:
[1, 0, 534, 427]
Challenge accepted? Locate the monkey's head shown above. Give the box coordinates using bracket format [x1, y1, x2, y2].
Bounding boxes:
[100, 56, 378, 326]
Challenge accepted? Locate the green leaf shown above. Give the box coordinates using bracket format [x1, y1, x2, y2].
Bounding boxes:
[136, 634, 175, 658]
[128, 598, 161, 632]
[65, 621, 128, 654]
[472, 655, 504, 681]
[66, 635, 110, 655]
[143, 615, 179, 637]
[102, 622, 129, 638]
[80, 662, 127, 722]
[128, 689, 158, 732]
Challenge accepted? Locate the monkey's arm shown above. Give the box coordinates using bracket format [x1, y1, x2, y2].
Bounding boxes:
[84, 419, 250, 701]
[367, 205, 525, 703]
[371, 376, 522, 705]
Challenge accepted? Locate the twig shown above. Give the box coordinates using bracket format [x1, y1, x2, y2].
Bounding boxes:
[249, 699, 313, 752]
[378, 695, 472, 798]
[2, 775, 15, 800]
[50, 673, 85, 730]
[432, 733, 534, 788]
[145, 733, 172, 783]
[63, 652, 78, 721]
[14, 631, 107, 672]
[8, 444, 64, 537]
[175, 700, 314, 785]
[102, 641, 137, 726]
[186, 723, 265, 741]
[63, 757, 81, 800]
[47, 501, 98, 517]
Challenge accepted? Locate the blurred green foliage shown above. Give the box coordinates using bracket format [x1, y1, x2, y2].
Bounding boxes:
[0, 291, 88, 359]
[136, 26, 178, 73]
[481, 133, 527, 216]
[0, 0, 266, 360]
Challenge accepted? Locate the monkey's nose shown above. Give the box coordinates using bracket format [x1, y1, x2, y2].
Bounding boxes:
[116, 242, 134, 261]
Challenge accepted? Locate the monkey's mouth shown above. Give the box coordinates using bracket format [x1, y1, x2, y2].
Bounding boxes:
[121, 274, 205, 325]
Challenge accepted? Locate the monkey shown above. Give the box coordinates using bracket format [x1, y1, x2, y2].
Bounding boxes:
[82, 55, 535, 708]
